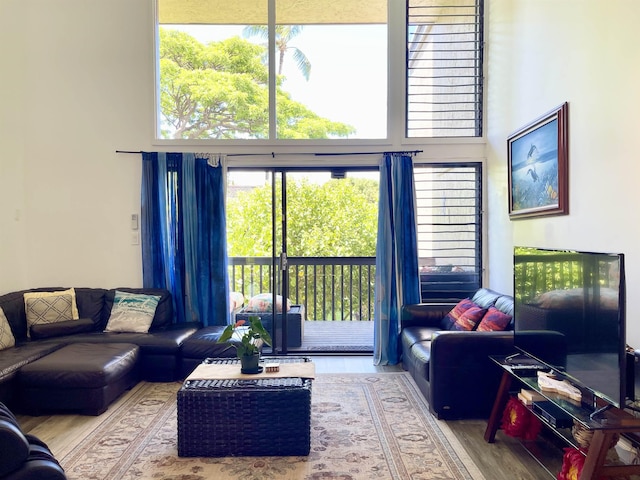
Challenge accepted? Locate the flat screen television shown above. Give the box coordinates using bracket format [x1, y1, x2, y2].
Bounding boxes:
[513, 246, 627, 408]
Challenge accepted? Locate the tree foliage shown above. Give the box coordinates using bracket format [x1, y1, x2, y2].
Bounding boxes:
[227, 178, 378, 257]
[159, 28, 354, 139]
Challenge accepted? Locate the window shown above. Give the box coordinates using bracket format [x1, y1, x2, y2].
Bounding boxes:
[414, 163, 482, 302]
[407, 0, 484, 137]
[155, 0, 484, 141]
[156, 0, 387, 140]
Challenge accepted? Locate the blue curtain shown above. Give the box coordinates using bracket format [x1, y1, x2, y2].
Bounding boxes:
[373, 153, 421, 365]
[141, 152, 229, 326]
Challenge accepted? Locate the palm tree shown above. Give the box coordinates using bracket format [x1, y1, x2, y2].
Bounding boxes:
[243, 25, 311, 81]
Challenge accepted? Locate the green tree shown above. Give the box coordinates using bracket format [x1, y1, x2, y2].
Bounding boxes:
[159, 28, 353, 139]
[227, 177, 379, 320]
[227, 178, 378, 257]
[243, 25, 311, 80]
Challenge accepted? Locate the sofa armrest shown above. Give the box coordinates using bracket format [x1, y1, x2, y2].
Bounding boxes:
[401, 303, 455, 329]
[428, 330, 515, 419]
[0, 419, 29, 477]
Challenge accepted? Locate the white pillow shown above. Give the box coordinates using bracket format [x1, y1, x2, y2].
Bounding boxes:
[0, 307, 15, 351]
[104, 290, 161, 333]
[23, 288, 79, 337]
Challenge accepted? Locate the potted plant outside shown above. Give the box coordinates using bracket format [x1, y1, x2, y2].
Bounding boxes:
[217, 315, 273, 373]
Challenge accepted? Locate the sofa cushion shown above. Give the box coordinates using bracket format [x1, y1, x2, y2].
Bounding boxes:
[30, 318, 95, 340]
[244, 293, 291, 313]
[75, 287, 108, 329]
[23, 288, 79, 320]
[476, 306, 512, 332]
[442, 298, 486, 331]
[104, 291, 160, 333]
[23, 290, 79, 337]
[104, 288, 174, 330]
[0, 308, 15, 351]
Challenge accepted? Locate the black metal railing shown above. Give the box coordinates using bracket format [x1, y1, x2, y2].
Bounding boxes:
[229, 256, 376, 322]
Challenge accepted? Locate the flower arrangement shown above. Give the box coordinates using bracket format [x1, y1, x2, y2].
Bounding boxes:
[217, 315, 272, 358]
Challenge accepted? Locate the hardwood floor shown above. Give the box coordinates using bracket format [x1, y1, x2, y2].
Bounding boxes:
[16, 355, 552, 479]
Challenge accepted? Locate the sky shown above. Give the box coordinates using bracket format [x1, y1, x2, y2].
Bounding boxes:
[166, 24, 388, 139]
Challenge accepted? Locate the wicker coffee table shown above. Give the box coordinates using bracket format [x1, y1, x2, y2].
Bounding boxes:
[177, 356, 313, 457]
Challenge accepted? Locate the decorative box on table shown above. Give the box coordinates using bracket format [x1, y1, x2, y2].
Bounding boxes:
[177, 356, 313, 457]
[234, 304, 305, 347]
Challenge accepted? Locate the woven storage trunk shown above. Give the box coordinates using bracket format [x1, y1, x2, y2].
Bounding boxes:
[177, 358, 312, 457]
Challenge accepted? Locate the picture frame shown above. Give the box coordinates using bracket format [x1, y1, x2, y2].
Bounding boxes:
[508, 102, 568, 219]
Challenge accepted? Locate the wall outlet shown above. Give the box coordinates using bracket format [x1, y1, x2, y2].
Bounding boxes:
[131, 231, 140, 245]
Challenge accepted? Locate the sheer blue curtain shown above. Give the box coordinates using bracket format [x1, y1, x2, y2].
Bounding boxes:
[141, 152, 229, 326]
[373, 153, 421, 365]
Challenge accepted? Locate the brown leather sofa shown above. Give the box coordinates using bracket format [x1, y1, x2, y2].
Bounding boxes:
[400, 288, 515, 420]
[0, 287, 200, 412]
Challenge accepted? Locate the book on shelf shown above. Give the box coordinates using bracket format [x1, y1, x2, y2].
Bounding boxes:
[518, 389, 545, 405]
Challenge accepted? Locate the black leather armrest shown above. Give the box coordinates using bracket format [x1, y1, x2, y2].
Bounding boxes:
[427, 330, 515, 418]
[0, 418, 29, 477]
[401, 303, 455, 329]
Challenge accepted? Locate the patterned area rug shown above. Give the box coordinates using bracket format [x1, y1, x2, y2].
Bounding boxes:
[61, 373, 486, 480]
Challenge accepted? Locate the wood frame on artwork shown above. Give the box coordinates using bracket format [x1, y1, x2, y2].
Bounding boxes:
[507, 102, 569, 219]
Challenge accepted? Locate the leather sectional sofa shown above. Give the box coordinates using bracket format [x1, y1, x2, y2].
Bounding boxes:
[401, 288, 516, 420]
[0, 287, 233, 414]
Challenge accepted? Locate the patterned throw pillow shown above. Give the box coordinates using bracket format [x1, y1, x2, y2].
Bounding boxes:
[0, 307, 15, 351]
[104, 290, 161, 333]
[23, 290, 78, 337]
[442, 298, 487, 331]
[476, 306, 512, 332]
[244, 293, 291, 313]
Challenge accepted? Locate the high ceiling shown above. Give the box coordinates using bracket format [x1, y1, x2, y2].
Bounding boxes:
[158, 0, 387, 25]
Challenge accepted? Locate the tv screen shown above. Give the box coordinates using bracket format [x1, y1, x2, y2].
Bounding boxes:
[513, 247, 626, 408]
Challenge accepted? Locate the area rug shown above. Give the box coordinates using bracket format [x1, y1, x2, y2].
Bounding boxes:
[60, 373, 486, 480]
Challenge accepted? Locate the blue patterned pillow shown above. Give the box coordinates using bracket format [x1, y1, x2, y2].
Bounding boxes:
[104, 291, 160, 333]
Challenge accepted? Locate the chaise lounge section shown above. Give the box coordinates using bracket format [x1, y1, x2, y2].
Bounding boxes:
[0, 287, 200, 413]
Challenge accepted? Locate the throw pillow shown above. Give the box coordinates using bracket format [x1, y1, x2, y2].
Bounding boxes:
[229, 291, 245, 314]
[104, 290, 161, 333]
[476, 306, 512, 332]
[244, 293, 291, 313]
[0, 307, 15, 351]
[442, 298, 487, 331]
[23, 289, 78, 337]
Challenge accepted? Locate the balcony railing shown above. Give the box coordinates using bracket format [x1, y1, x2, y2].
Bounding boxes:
[229, 256, 376, 322]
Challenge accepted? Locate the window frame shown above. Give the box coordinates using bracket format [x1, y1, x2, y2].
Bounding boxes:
[152, 0, 485, 147]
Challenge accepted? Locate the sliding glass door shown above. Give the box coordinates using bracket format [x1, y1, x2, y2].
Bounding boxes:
[226, 167, 379, 353]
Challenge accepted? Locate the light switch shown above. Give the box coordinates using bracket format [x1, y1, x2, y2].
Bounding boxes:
[131, 214, 139, 230]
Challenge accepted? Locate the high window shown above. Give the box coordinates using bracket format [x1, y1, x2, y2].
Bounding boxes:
[407, 0, 484, 137]
[155, 0, 484, 141]
[156, 0, 388, 140]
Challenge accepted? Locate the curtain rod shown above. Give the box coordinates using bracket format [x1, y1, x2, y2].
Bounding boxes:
[116, 149, 423, 157]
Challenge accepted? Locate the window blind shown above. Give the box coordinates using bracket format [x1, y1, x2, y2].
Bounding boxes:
[414, 163, 482, 302]
[407, 0, 484, 138]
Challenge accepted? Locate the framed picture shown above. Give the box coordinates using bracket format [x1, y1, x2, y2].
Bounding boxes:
[508, 102, 569, 219]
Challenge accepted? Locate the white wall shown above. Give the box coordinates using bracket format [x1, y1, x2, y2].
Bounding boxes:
[485, 0, 640, 346]
[1, 0, 154, 291]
